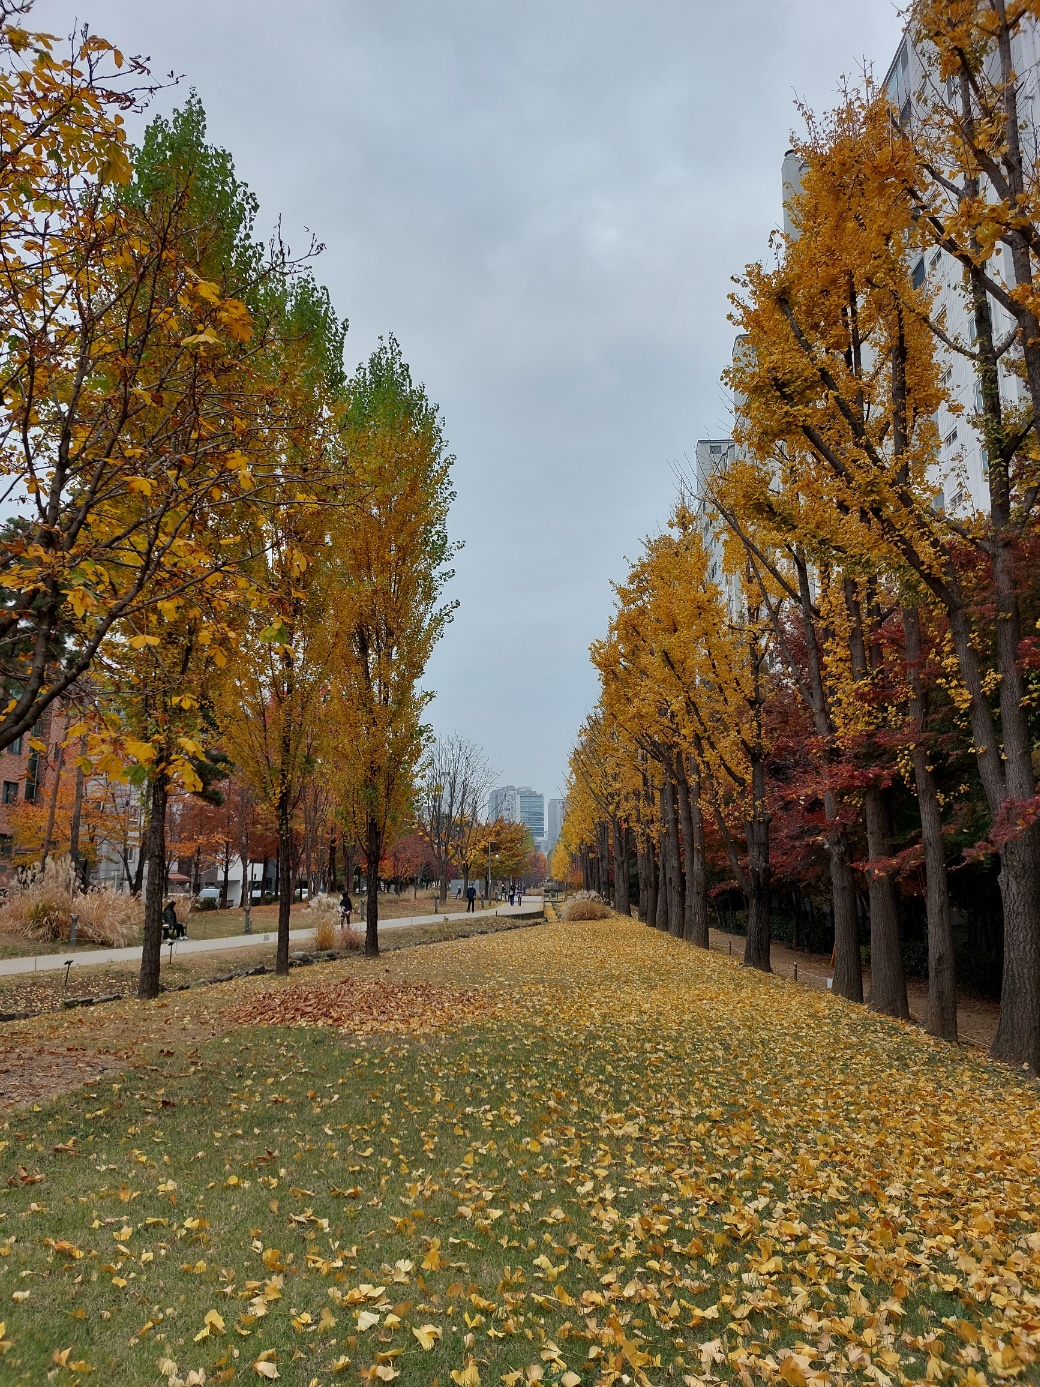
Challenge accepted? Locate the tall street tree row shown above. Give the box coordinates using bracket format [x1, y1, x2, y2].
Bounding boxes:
[560, 3, 1040, 1072]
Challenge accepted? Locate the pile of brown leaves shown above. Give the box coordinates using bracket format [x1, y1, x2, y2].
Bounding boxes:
[223, 976, 498, 1035]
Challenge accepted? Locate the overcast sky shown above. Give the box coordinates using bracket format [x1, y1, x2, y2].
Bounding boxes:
[44, 0, 904, 807]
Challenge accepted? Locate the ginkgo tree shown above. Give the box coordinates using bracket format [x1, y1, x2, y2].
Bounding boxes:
[0, 18, 272, 756]
[335, 338, 457, 957]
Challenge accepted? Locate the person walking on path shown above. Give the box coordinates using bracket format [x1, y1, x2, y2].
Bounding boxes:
[340, 890, 353, 928]
[508, 884, 515, 906]
[466, 884, 477, 913]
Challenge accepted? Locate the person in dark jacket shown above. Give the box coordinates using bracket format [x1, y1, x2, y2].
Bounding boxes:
[162, 900, 184, 940]
[465, 884, 477, 913]
[339, 890, 353, 927]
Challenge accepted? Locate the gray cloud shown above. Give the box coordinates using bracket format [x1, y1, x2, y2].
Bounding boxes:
[41, 0, 904, 799]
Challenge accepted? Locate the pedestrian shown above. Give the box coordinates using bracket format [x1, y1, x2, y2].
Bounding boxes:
[517, 886, 523, 907]
[162, 899, 183, 941]
[340, 889, 353, 928]
[508, 884, 515, 906]
[466, 883, 477, 913]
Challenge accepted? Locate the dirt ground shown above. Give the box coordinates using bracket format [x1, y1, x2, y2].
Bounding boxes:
[708, 926, 1001, 1050]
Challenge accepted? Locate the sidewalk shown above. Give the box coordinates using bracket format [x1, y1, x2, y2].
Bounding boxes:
[0, 901, 544, 978]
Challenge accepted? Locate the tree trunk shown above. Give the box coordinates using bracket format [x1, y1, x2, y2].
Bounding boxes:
[993, 826, 1040, 1067]
[903, 605, 956, 1041]
[844, 578, 907, 1017]
[612, 817, 630, 915]
[794, 555, 862, 1001]
[139, 771, 170, 1001]
[276, 789, 293, 976]
[654, 815, 669, 932]
[68, 759, 86, 889]
[743, 756, 772, 972]
[661, 779, 683, 936]
[827, 813, 862, 1002]
[644, 845, 658, 927]
[39, 741, 64, 870]
[636, 843, 648, 921]
[676, 756, 709, 947]
[863, 785, 910, 1018]
[365, 815, 381, 957]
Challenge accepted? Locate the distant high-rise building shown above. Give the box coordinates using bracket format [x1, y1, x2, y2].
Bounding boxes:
[489, 784, 544, 843]
[489, 784, 519, 823]
[546, 797, 567, 855]
[517, 787, 544, 842]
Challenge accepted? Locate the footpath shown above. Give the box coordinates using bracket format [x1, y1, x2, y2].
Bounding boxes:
[0, 900, 544, 978]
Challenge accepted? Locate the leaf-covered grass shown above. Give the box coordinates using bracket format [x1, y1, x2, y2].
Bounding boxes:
[0, 919, 1038, 1387]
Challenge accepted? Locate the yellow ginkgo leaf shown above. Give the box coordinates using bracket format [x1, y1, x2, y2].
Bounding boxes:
[412, 1324, 442, 1351]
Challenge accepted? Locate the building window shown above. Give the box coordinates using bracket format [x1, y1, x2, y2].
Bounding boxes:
[930, 249, 942, 270]
[709, 443, 722, 455]
[2, 781, 17, 805]
[900, 97, 913, 128]
[912, 257, 926, 289]
[0, 834, 11, 859]
[944, 428, 958, 449]
[8, 736, 20, 756]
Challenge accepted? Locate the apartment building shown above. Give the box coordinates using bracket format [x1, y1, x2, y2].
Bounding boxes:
[882, 22, 1040, 513]
[0, 703, 68, 877]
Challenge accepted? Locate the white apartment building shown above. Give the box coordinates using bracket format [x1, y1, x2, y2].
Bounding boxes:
[773, 24, 1040, 518]
[884, 23, 1040, 514]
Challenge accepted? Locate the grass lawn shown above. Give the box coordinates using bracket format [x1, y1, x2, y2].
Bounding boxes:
[0, 918, 1038, 1387]
[0, 914, 540, 1018]
[0, 893, 479, 961]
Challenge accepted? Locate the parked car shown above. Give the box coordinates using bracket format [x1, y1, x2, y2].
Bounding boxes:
[196, 886, 222, 908]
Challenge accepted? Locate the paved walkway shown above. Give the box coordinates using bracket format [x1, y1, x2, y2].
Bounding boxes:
[0, 901, 544, 978]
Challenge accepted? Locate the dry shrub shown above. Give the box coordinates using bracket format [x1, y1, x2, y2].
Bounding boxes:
[307, 892, 340, 952]
[0, 856, 140, 946]
[339, 923, 363, 951]
[72, 889, 140, 946]
[313, 915, 337, 951]
[563, 893, 612, 922]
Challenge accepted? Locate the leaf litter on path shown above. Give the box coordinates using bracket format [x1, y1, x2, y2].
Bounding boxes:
[225, 976, 500, 1034]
